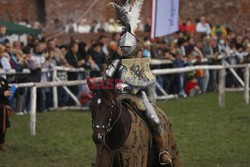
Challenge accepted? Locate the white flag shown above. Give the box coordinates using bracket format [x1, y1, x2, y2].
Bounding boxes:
[151, 0, 179, 38]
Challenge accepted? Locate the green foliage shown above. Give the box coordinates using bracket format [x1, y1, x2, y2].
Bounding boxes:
[0, 92, 249, 167]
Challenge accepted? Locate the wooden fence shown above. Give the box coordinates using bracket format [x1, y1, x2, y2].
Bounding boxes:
[1, 62, 249, 136]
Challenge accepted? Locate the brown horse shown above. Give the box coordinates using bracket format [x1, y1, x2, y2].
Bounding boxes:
[90, 89, 181, 167]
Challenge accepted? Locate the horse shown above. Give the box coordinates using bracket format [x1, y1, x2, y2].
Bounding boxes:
[89, 88, 181, 167]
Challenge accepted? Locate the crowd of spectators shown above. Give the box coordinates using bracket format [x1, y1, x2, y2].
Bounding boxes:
[0, 16, 250, 115]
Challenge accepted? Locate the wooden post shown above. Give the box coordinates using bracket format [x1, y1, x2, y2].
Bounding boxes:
[54, 77, 81, 106]
[30, 85, 37, 136]
[52, 68, 58, 108]
[244, 66, 249, 105]
[218, 61, 226, 108]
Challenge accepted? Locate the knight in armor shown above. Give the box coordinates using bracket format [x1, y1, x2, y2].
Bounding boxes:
[103, 0, 172, 165]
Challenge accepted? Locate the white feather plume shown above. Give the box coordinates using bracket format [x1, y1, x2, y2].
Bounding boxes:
[128, 0, 144, 33]
[109, 0, 144, 34]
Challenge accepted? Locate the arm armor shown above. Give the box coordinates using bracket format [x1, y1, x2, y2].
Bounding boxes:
[103, 58, 121, 81]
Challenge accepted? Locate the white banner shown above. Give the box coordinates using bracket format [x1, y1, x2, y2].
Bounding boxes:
[151, 0, 179, 38]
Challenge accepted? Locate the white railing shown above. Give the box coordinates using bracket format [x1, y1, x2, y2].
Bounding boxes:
[1, 62, 250, 136]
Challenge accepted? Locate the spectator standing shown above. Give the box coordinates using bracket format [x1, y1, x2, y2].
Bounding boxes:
[173, 51, 186, 97]
[0, 45, 11, 79]
[47, 38, 64, 65]
[202, 36, 213, 92]
[30, 42, 46, 112]
[98, 35, 109, 58]
[88, 43, 106, 69]
[195, 55, 205, 93]
[65, 41, 81, 105]
[0, 76, 12, 152]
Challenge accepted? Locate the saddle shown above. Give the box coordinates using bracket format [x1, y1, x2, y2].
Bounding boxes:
[117, 94, 148, 121]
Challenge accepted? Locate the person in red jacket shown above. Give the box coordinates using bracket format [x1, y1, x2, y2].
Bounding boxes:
[185, 78, 201, 96]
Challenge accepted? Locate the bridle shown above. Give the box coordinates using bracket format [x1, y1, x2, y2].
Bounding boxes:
[91, 99, 122, 134]
[91, 99, 122, 150]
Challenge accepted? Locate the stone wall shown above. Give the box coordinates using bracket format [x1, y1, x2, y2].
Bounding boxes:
[0, 0, 39, 23]
[179, 0, 250, 31]
[0, 0, 249, 31]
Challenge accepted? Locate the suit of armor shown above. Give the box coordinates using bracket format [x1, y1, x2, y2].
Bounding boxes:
[103, 32, 171, 166]
[105, 1, 172, 165]
[103, 42, 163, 137]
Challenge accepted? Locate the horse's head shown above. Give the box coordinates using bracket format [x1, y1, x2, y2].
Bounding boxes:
[88, 78, 121, 145]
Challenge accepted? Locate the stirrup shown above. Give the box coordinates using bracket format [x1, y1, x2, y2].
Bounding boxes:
[159, 150, 172, 166]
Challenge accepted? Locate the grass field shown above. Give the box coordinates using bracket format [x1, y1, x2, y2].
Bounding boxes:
[0, 92, 250, 167]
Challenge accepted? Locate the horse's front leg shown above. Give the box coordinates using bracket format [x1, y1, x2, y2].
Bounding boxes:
[94, 144, 116, 167]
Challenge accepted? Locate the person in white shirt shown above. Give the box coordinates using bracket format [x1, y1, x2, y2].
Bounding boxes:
[196, 16, 211, 35]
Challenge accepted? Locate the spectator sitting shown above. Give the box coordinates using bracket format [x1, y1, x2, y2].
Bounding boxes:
[0, 26, 7, 44]
[185, 18, 196, 33]
[78, 19, 91, 34]
[65, 19, 77, 33]
[211, 20, 227, 37]
[179, 19, 186, 32]
[196, 16, 211, 35]
[90, 20, 99, 33]
[108, 18, 121, 32]
[185, 77, 200, 96]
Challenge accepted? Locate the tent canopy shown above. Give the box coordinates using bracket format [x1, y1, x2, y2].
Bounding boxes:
[0, 20, 42, 35]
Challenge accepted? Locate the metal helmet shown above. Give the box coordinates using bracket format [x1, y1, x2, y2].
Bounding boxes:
[118, 32, 137, 57]
[110, 0, 144, 57]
